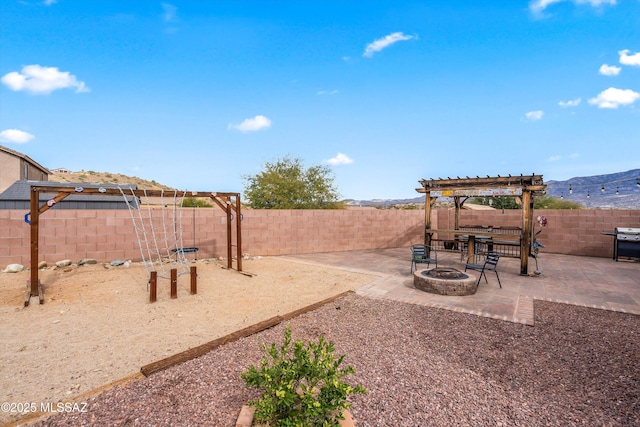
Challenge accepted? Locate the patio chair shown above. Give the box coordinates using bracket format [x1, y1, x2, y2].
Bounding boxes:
[410, 244, 438, 273]
[465, 251, 501, 288]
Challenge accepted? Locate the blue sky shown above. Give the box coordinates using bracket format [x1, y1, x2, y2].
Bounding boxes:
[1, 0, 639, 200]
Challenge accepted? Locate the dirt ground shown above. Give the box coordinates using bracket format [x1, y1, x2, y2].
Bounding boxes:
[0, 257, 375, 425]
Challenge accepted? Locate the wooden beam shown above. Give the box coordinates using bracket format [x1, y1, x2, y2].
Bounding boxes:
[38, 192, 71, 214]
[419, 174, 543, 187]
[139, 291, 353, 377]
[30, 186, 240, 199]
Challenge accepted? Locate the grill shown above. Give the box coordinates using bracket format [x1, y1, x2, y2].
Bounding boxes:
[604, 227, 640, 261]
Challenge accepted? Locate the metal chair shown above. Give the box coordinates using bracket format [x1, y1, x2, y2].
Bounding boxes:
[410, 244, 438, 273]
[464, 251, 501, 288]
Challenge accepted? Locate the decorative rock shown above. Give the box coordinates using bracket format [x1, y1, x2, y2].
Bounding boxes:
[110, 260, 125, 266]
[38, 261, 48, 269]
[78, 258, 97, 266]
[55, 259, 73, 268]
[2, 263, 24, 273]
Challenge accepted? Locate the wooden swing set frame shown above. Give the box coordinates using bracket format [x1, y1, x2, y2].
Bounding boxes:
[25, 185, 243, 306]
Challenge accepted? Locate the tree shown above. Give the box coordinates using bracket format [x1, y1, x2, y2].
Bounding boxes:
[533, 196, 583, 209]
[469, 195, 583, 210]
[243, 156, 344, 209]
[182, 197, 212, 208]
[469, 197, 520, 210]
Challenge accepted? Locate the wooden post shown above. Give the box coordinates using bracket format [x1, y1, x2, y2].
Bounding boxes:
[226, 202, 233, 269]
[520, 190, 531, 275]
[454, 196, 462, 231]
[468, 235, 476, 260]
[170, 268, 177, 299]
[190, 266, 197, 295]
[424, 192, 432, 253]
[235, 195, 243, 272]
[27, 187, 40, 306]
[454, 196, 462, 251]
[150, 271, 157, 303]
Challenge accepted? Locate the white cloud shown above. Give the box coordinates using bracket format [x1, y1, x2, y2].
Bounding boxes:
[529, 0, 564, 14]
[0, 129, 35, 143]
[161, 2, 177, 22]
[326, 153, 353, 166]
[599, 64, 621, 76]
[43, 0, 58, 5]
[228, 115, 272, 132]
[317, 89, 338, 95]
[568, 152, 580, 159]
[588, 87, 640, 108]
[559, 98, 581, 107]
[529, 0, 617, 15]
[525, 110, 544, 121]
[1, 65, 89, 95]
[619, 49, 640, 67]
[547, 155, 562, 162]
[363, 32, 414, 58]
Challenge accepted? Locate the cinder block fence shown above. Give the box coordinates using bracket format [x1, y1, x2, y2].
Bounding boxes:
[1, 208, 638, 268]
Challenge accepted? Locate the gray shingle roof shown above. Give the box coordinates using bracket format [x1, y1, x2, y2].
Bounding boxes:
[0, 180, 137, 210]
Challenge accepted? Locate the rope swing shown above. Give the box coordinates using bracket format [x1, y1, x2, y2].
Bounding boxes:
[120, 187, 190, 279]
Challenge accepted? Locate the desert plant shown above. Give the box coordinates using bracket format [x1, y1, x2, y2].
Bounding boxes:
[182, 197, 212, 208]
[241, 326, 366, 427]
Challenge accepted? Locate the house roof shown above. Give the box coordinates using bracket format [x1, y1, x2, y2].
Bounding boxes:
[0, 145, 51, 174]
[0, 180, 137, 204]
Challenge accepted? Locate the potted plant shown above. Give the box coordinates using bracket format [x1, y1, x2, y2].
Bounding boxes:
[240, 326, 366, 426]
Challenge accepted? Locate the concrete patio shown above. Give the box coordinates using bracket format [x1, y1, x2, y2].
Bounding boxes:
[281, 248, 640, 325]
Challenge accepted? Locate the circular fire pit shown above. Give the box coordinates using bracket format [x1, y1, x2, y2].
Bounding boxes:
[413, 267, 478, 296]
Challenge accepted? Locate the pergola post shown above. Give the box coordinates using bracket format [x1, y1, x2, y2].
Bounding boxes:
[520, 190, 532, 275]
[424, 192, 432, 249]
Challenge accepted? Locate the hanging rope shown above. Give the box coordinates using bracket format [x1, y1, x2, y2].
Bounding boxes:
[119, 187, 189, 278]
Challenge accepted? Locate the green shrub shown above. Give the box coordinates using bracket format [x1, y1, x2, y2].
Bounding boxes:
[182, 197, 212, 208]
[534, 196, 583, 209]
[241, 326, 366, 427]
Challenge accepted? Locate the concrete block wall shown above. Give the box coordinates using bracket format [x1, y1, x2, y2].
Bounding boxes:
[1, 207, 638, 268]
[241, 209, 426, 256]
[0, 208, 234, 267]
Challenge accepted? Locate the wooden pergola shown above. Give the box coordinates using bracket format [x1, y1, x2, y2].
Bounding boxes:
[416, 174, 546, 275]
[25, 185, 242, 306]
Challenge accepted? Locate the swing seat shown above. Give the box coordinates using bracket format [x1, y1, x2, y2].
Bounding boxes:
[172, 247, 199, 254]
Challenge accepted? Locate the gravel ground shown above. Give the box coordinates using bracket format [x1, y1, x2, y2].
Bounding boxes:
[30, 294, 639, 427]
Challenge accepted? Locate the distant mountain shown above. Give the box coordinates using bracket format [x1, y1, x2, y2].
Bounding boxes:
[345, 169, 640, 209]
[546, 169, 640, 209]
[344, 196, 424, 207]
[49, 170, 173, 191]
